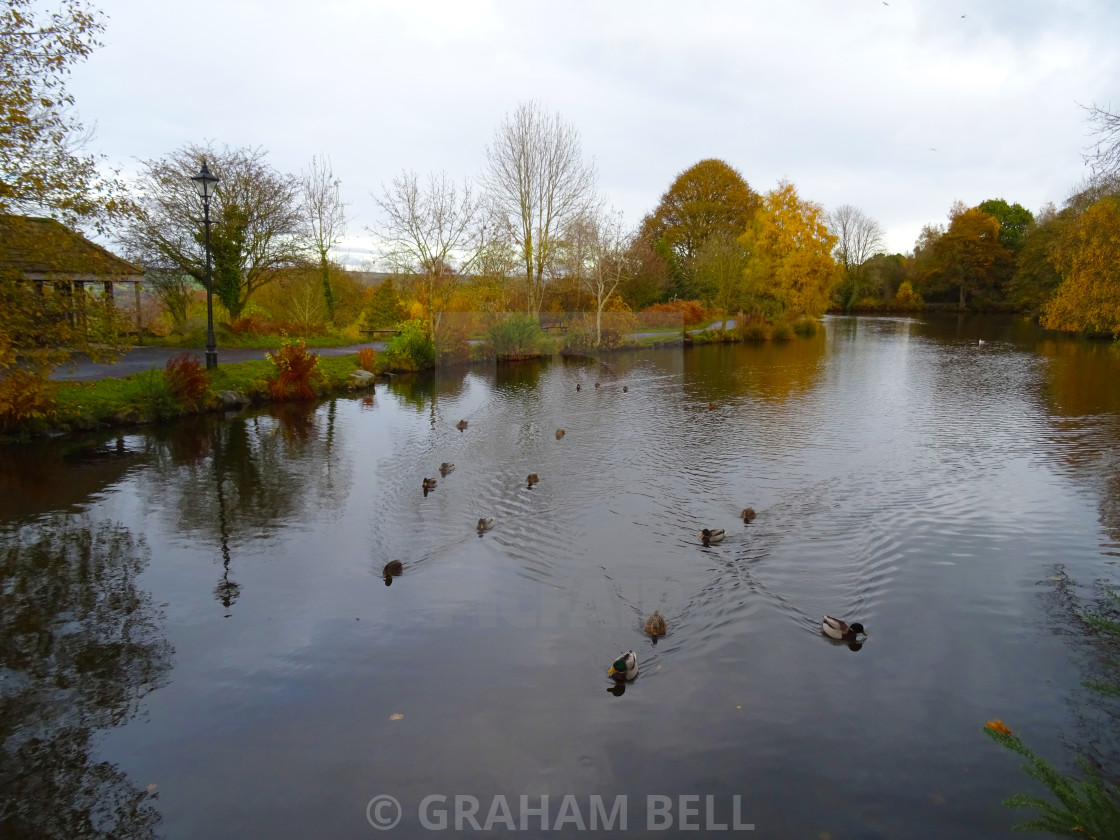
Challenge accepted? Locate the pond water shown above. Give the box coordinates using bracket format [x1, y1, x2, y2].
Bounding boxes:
[2, 315, 1119, 838]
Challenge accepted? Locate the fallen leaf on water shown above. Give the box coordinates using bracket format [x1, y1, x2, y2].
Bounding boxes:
[146, 784, 157, 792]
[656, 665, 661, 670]
[390, 713, 404, 721]
[737, 705, 742, 709]
[931, 793, 947, 806]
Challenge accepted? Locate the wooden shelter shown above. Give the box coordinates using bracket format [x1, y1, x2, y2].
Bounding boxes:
[0, 214, 145, 331]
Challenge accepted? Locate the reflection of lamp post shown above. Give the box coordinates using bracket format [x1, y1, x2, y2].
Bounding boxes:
[211, 426, 240, 614]
[191, 160, 220, 370]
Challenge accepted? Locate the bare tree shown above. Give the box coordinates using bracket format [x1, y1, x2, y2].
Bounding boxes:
[471, 217, 519, 317]
[300, 155, 348, 321]
[273, 266, 327, 328]
[139, 268, 195, 330]
[372, 170, 480, 341]
[1084, 103, 1120, 182]
[556, 210, 597, 299]
[560, 207, 629, 345]
[122, 144, 304, 320]
[582, 209, 629, 346]
[484, 101, 597, 316]
[827, 204, 885, 309]
[828, 204, 886, 273]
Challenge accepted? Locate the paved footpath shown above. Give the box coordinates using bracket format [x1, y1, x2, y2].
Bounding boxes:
[51, 321, 733, 383]
[51, 341, 389, 382]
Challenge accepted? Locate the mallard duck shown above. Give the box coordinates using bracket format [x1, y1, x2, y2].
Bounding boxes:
[821, 616, 867, 641]
[701, 527, 725, 546]
[740, 507, 756, 522]
[607, 650, 638, 682]
[456, 419, 468, 431]
[422, 477, 437, 490]
[595, 382, 601, 388]
[645, 611, 667, 637]
[526, 473, 539, 486]
[383, 559, 403, 577]
[439, 462, 455, 474]
[707, 401, 717, 410]
[623, 385, 628, 392]
[555, 429, 565, 439]
[576, 383, 582, 392]
[477, 516, 494, 531]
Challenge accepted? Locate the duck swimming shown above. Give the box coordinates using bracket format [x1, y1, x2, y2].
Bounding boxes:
[576, 383, 582, 392]
[456, 419, 468, 431]
[477, 516, 495, 531]
[707, 402, 717, 410]
[821, 616, 867, 641]
[701, 528, 725, 546]
[383, 560, 403, 577]
[527, 473, 539, 486]
[439, 462, 455, 474]
[607, 650, 638, 682]
[422, 477, 437, 491]
[645, 611, 667, 638]
[556, 429, 565, 439]
[740, 508, 756, 522]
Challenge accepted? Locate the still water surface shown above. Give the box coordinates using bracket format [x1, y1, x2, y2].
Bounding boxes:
[2, 315, 1119, 838]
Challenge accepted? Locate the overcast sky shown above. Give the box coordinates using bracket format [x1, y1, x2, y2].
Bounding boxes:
[70, 0, 1118, 264]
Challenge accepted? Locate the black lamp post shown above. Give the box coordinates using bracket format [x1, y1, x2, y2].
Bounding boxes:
[191, 160, 220, 370]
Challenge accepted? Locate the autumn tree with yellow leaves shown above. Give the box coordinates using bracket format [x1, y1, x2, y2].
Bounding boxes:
[0, 0, 125, 227]
[1, 0, 131, 430]
[1040, 195, 1120, 337]
[639, 159, 760, 300]
[917, 204, 1014, 310]
[737, 181, 838, 322]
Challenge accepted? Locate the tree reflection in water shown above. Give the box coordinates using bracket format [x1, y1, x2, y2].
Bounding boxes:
[0, 515, 172, 838]
[141, 400, 352, 615]
[1043, 567, 1120, 788]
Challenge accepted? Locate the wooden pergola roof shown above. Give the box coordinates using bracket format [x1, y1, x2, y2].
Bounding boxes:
[0, 215, 144, 283]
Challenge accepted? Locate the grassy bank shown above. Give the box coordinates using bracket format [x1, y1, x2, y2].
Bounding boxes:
[3, 320, 824, 444]
[3, 350, 377, 444]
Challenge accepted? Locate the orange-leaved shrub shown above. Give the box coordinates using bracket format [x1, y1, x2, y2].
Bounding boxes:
[165, 353, 208, 410]
[640, 300, 707, 327]
[230, 313, 271, 335]
[267, 338, 321, 401]
[357, 346, 375, 372]
[0, 368, 55, 431]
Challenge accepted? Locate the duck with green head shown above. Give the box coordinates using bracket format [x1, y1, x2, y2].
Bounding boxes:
[608, 650, 638, 682]
[821, 616, 867, 641]
[701, 528, 725, 546]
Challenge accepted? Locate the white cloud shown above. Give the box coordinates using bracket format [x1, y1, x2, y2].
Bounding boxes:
[72, 0, 1119, 257]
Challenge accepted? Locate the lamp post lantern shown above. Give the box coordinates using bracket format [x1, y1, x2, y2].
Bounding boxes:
[191, 160, 220, 369]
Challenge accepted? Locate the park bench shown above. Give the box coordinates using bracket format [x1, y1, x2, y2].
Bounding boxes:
[539, 314, 568, 332]
[360, 328, 400, 338]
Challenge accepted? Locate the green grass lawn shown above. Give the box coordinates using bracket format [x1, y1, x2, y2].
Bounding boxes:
[48, 352, 368, 433]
